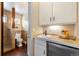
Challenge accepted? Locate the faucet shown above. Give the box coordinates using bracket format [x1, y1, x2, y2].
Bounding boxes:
[42, 25, 48, 36]
[43, 30, 47, 36]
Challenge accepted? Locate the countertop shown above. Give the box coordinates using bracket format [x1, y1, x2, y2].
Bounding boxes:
[35, 35, 79, 49]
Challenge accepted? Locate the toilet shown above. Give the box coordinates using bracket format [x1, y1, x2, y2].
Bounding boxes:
[15, 32, 23, 47]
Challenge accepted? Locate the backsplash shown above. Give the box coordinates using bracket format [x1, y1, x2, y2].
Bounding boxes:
[47, 25, 75, 36]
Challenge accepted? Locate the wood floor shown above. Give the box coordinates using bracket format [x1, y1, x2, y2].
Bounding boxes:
[3, 45, 27, 56]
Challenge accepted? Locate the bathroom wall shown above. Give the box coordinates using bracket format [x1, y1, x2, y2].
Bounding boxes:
[22, 15, 28, 31]
[15, 13, 23, 30]
[4, 10, 23, 52]
[47, 25, 75, 36]
[4, 10, 11, 28]
[21, 15, 28, 44]
[4, 10, 23, 29]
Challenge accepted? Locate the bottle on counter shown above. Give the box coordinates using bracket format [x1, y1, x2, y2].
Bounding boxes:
[61, 30, 70, 39]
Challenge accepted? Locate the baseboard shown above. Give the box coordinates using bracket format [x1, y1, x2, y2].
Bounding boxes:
[3, 48, 16, 55]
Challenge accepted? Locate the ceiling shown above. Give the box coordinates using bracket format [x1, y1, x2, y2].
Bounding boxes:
[4, 2, 28, 15]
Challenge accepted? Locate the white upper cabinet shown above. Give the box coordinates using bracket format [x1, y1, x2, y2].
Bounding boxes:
[39, 2, 53, 25]
[53, 2, 77, 24]
[39, 2, 77, 25]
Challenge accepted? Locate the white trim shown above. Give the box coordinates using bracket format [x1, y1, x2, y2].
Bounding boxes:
[27, 2, 33, 56]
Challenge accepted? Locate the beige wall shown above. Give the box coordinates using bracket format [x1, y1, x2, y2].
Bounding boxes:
[47, 25, 75, 36]
[75, 24, 79, 39]
[31, 2, 43, 37]
[74, 3, 79, 39]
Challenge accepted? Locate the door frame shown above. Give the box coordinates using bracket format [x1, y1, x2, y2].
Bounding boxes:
[27, 2, 33, 56]
[0, 2, 33, 56]
[1, 2, 4, 56]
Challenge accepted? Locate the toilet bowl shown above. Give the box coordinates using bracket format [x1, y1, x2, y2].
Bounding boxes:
[15, 33, 23, 47]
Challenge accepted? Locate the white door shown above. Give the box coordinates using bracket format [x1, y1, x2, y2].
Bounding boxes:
[53, 2, 77, 24]
[39, 2, 53, 25]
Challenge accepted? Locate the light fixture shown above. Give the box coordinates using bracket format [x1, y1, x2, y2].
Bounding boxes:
[12, 7, 15, 28]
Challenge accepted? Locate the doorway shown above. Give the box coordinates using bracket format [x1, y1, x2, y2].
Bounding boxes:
[2, 2, 29, 56]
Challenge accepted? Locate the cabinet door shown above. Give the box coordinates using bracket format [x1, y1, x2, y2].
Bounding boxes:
[35, 44, 46, 56]
[53, 2, 77, 24]
[39, 2, 53, 25]
[34, 39, 46, 56]
[47, 42, 79, 56]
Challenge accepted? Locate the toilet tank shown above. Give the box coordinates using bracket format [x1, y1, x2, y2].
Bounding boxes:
[15, 33, 21, 39]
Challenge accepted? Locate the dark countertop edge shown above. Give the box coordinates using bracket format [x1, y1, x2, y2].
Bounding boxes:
[47, 41, 79, 50]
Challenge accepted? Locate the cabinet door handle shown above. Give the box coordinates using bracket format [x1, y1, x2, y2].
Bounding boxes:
[44, 50, 45, 55]
[50, 17, 52, 22]
[53, 16, 55, 21]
